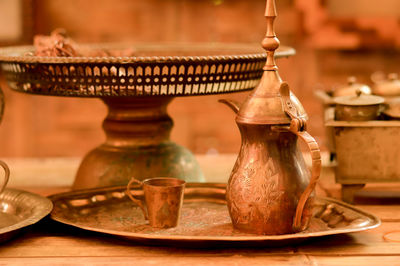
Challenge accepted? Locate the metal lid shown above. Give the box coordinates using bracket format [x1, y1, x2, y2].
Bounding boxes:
[236, 0, 307, 125]
[383, 101, 400, 119]
[334, 89, 384, 106]
[236, 72, 307, 125]
[333, 76, 372, 97]
[373, 73, 400, 97]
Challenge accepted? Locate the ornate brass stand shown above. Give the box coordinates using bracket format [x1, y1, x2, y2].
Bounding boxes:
[74, 96, 203, 188]
[0, 43, 294, 189]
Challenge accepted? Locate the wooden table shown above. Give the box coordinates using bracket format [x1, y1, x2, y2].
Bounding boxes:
[1, 155, 400, 265]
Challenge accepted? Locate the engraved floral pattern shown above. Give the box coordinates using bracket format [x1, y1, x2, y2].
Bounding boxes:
[228, 156, 285, 227]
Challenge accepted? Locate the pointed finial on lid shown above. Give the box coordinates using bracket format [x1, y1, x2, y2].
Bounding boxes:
[262, 0, 280, 71]
[233, 0, 308, 125]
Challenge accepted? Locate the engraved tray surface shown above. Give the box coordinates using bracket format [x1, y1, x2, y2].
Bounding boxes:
[0, 43, 294, 97]
[0, 188, 53, 243]
[49, 183, 380, 246]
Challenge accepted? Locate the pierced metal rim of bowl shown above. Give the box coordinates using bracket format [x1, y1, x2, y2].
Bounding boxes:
[0, 43, 295, 64]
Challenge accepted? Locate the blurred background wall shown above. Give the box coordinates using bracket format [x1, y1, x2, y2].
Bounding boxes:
[0, 0, 399, 157]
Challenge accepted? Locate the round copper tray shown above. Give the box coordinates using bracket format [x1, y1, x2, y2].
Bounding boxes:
[0, 43, 294, 97]
[0, 188, 53, 243]
[49, 183, 380, 247]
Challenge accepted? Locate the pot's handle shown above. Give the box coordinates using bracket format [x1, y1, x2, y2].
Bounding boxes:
[272, 82, 322, 231]
[272, 120, 321, 232]
[0, 85, 5, 125]
[0, 160, 10, 194]
[273, 120, 321, 232]
[291, 123, 321, 232]
[275, 82, 322, 232]
[0, 86, 9, 194]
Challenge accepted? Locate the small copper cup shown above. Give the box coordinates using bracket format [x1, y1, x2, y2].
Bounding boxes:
[126, 177, 185, 228]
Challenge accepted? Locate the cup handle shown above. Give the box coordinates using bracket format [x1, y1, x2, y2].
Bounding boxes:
[125, 177, 148, 220]
[0, 160, 10, 194]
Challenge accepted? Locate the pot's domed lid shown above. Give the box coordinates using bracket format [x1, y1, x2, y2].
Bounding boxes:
[373, 73, 400, 97]
[334, 89, 384, 106]
[236, 0, 307, 125]
[333, 77, 372, 97]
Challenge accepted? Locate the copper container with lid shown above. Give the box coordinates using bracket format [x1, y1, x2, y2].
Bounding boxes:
[333, 76, 372, 97]
[373, 73, 400, 97]
[334, 89, 385, 121]
[372, 73, 400, 119]
[382, 98, 400, 119]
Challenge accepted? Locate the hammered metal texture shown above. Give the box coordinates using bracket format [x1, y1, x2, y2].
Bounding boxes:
[0, 44, 294, 97]
[49, 183, 380, 246]
[0, 188, 53, 243]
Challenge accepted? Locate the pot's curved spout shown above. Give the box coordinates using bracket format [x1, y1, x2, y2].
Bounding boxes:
[218, 99, 240, 114]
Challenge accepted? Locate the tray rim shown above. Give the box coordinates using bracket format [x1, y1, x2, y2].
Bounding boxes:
[49, 183, 381, 242]
[0, 43, 295, 64]
[0, 188, 53, 236]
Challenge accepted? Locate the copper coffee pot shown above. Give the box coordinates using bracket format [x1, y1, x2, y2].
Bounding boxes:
[220, 0, 321, 235]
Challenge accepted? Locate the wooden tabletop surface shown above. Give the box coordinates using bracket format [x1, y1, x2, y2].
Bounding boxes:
[1, 155, 400, 265]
